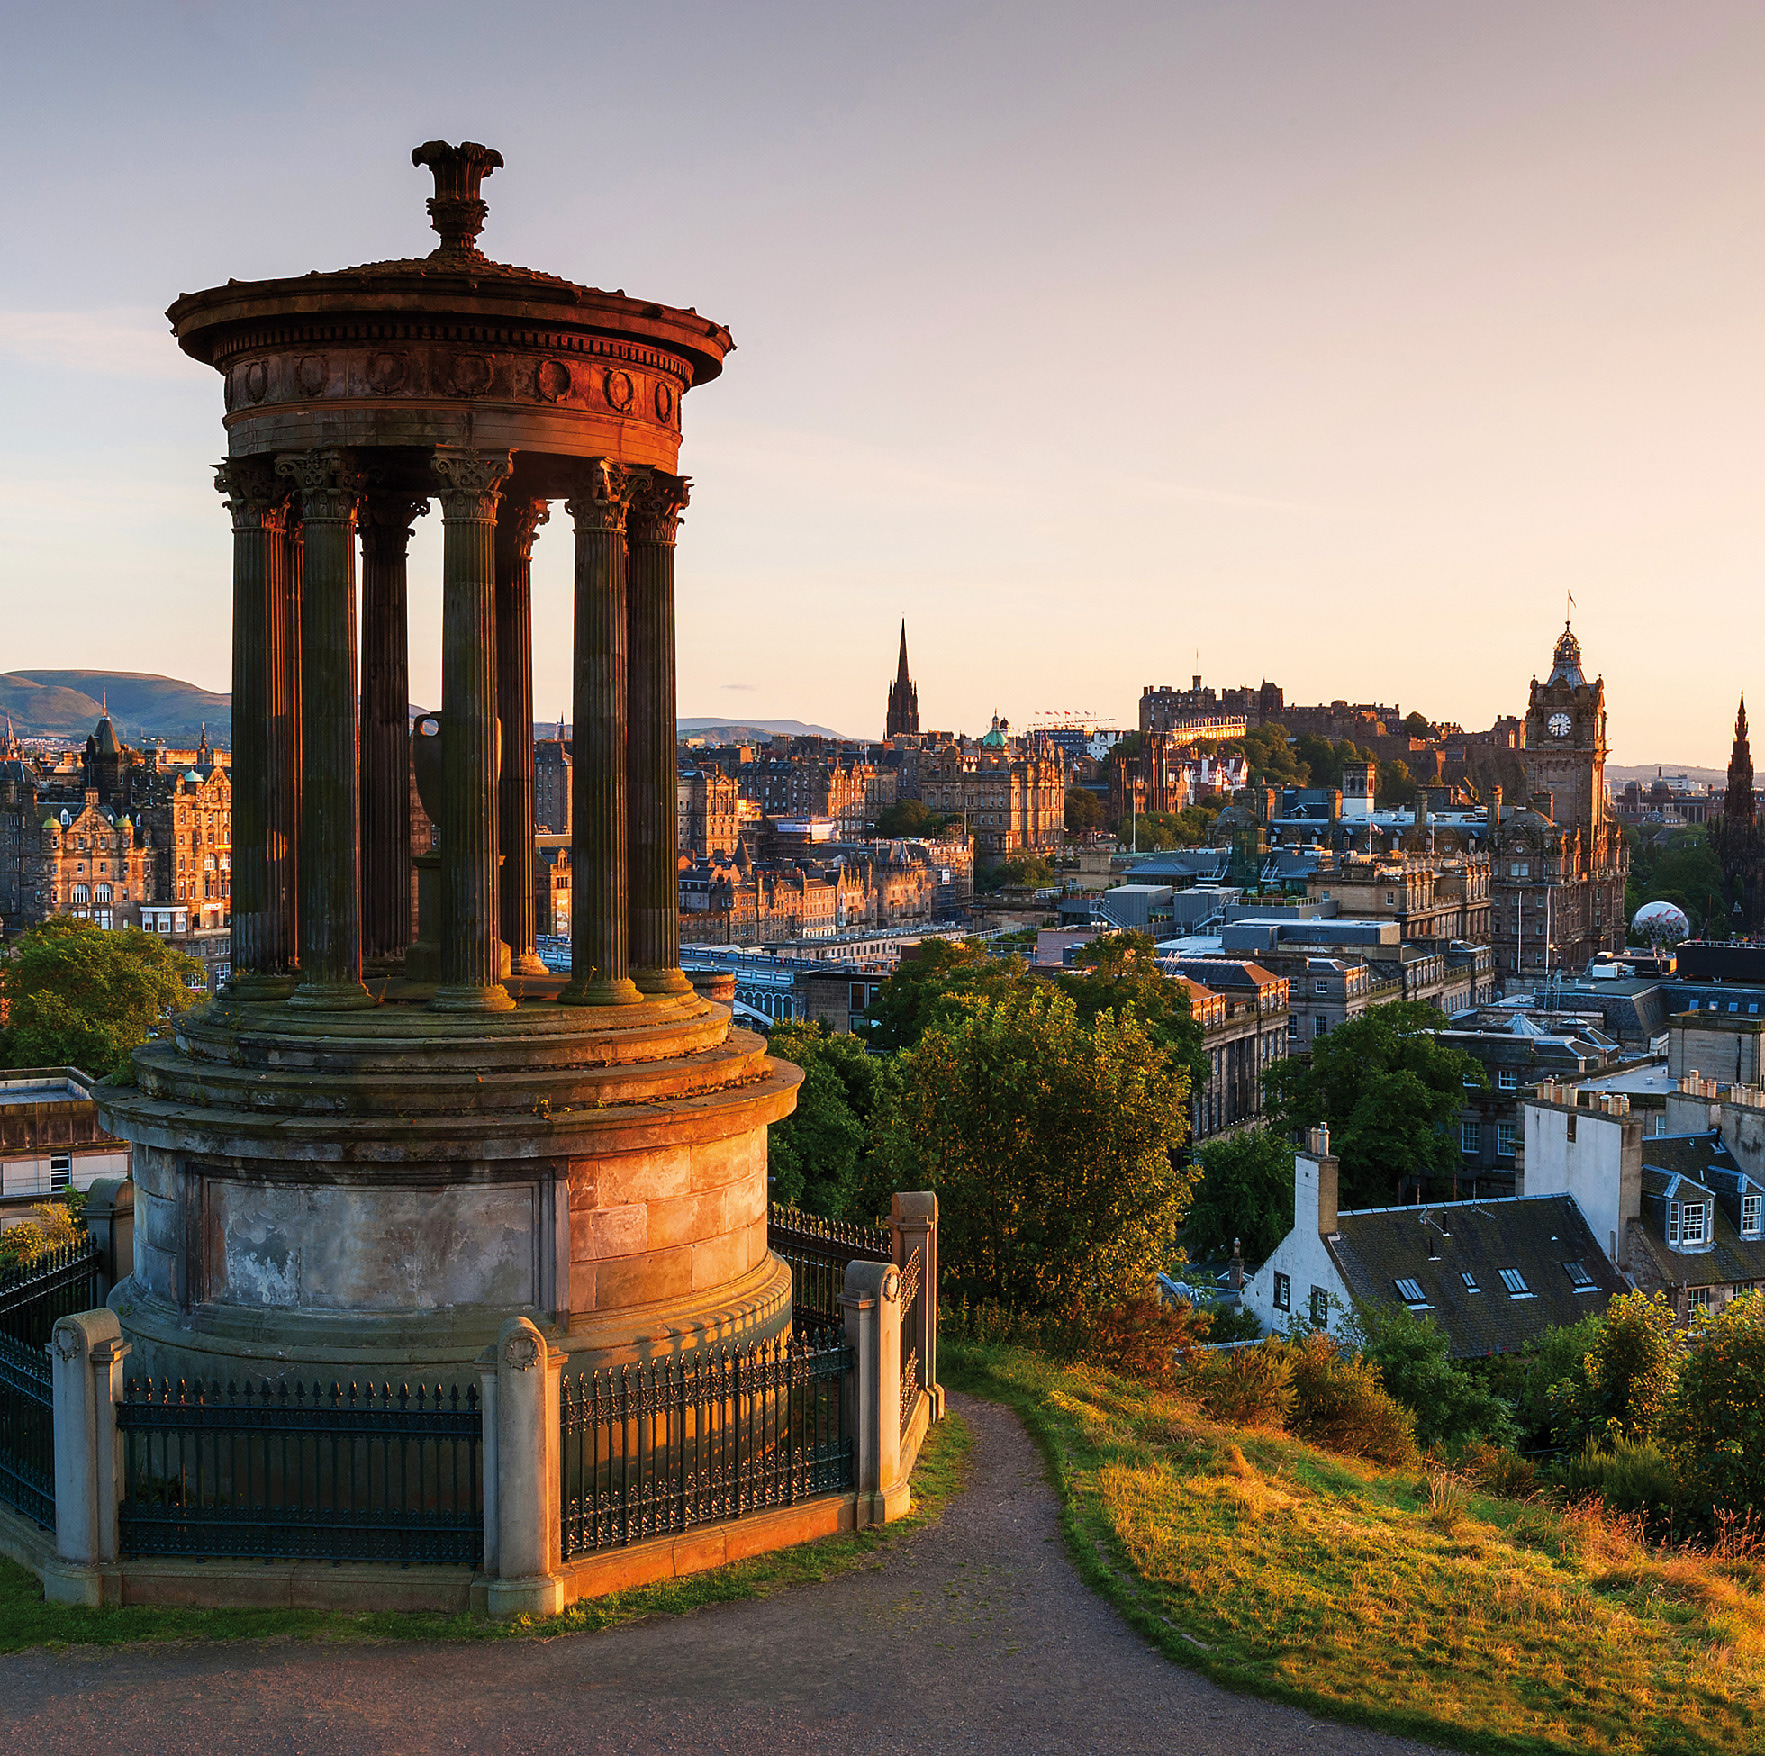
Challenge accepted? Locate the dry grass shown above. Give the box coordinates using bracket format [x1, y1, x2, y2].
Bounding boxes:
[947, 1337, 1765, 1756]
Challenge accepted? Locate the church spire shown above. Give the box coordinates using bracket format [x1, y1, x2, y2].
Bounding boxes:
[885, 619, 919, 739]
[1727, 697, 1756, 824]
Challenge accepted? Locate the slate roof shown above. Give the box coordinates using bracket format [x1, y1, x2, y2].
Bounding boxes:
[1326, 1194, 1625, 1357]
[1628, 1133, 1765, 1291]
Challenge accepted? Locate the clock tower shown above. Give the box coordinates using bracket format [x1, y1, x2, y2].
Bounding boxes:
[1522, 621, 1607, 833]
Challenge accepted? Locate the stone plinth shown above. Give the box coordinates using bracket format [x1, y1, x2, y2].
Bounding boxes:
[98, 991, 799, 1388]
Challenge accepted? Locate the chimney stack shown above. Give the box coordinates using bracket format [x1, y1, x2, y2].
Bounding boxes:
[1297, 1127, 1339, 1237]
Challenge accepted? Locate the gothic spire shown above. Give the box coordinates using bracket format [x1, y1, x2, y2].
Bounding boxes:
[1727, 696, 1756, 824]
[885, 618, 919, 739]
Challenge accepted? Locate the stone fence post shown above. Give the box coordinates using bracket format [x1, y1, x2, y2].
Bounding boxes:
[84, 1178, 134, 1299]
[486, 1315, 565, 1618]
[841, 1259, 907, 1526]
[890, 1190, 943, 1422]
[44, 1308, 128, 1606]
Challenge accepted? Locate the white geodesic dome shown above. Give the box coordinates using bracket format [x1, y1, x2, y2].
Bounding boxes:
[1632, 899, 1691, 946]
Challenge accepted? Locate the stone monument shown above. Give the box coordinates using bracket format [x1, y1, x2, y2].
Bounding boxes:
[98, 142, 801, 1387]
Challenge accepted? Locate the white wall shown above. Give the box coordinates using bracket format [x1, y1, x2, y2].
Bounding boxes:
[1241, 1149, 1354, 1341]
[1522, 1103, 1628, 1265]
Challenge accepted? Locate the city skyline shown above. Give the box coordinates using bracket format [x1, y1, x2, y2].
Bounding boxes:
[4, 2, 1764, 763]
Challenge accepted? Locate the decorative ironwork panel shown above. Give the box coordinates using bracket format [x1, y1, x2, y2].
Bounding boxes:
[0, 1330, 53, 1528]
[560, 1330, 854, 1559]
[767, 1203, 890, 1329]
[117, 1378, 482, 1565]
[0, 1239, 103, 1351]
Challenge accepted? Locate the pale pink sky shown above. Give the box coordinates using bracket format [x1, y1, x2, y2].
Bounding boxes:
[2, 1, 1761, 762]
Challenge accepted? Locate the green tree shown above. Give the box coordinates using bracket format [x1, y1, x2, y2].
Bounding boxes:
[874, 798, 952, 839]
[1377, 758, 1418, 808]
[1182, 1126, 1297, 1263]
[1058, 932, 1208, 1089]
[0, 916, 203, 1078]
[765, 1021, 898, 1218]
[863, 938, 1030, 1051]
[1351, 1300, 1517, 1449]
[1262, 1001, 1484, 1205]
[1626, 825, 1727, 936]
[1401, 711, 1432, 739]
[887, 985, 1197, 1311]
[1240, 723, 1306, 787]
[1114, 806, 1220, 850]
[977, 854, 1057, 892]
[1665, 1291, 1765, 1514]
[1064, 785, 1106, 833]
[1293, 735, 1373, 791]
[1549, 1289, 1682, 1450]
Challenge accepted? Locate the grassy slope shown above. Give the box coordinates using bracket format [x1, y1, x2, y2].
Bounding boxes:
[0, 1408, 969, 1654]
[946, 1338, 1764, 1756]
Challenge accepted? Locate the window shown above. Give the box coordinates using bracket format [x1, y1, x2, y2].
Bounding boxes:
[1461, 1272, 1481, 1293]
[1669, 1201, 1680, 1244]
[95, 884, 111, 903]
[1497, 1068, 1519, 1091]
[1273, 1271, 1291, 1312]
[71, 884, 88, 904]
[1681, 1202, 1711, 1247]
[1689, 1285, 1714, 1311]
[1314, 979, 1328, 995]
[1461, 1122, 1482, 1155]
[1394, 1277, 1427, 1304]
[1563, 1260, 1595, 1289]
[1743, 1194, 1762, 1239]
[49, 1152, 71, 1193]
[1314, 1016, 1328, 1038]
[1498, 1268, 1533, 1297]
[1496, 1122, 1516, 1158]
[1309, 1286, 1329, 1328]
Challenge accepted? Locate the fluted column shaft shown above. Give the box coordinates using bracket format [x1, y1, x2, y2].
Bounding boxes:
[215, 458, 294, 998]
[562, 463, 640, 1006]
[627, 471, 692, 994]
[276, 512, 303, 971]
[277, 449, 371, 1009]
[496, 497, 549, 978]
[432, 447, 516, 1011]
[359, 494, 427, 963]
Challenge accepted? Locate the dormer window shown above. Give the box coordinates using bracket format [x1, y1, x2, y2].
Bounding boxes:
[1499, 1268, 1534, 1298]
[1394, 1278, 1427, 1305]
[1563, 1261, 1596, 1290]
[1461, 1272, 1481, 1293]
[1743, 1194, 1762, 1239]
[1680, 1202, 1711, 1247]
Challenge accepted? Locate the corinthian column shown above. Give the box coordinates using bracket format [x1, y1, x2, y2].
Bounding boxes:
[214, 456, 295, 999]
[278, 510, 303, 967]
[496, 496, 550, 978]
[431, 446, 517, 1012]
[359, 493, 427, 964]
[561, 461, 640, 1006]
[627, 470, 692, 995]
[277, 448, 372, 1010]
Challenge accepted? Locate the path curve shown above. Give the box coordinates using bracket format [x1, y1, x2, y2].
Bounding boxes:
[0, 1393, 1439, 1755]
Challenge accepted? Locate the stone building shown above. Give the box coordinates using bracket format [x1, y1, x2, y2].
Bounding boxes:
[1160, 959, 1292, 1143]
[1487, 622, 1629, 981]
[913, 718, 1064, 862]
[1308, 852, 1491, 943]
[534, 725, 571, 835]
[1140, 675, 1281, 732]
[738, 752, 896, 835]
[885, 620, 919, 740]
[20, 791, 153, 929]
[677, 766, 741, 858]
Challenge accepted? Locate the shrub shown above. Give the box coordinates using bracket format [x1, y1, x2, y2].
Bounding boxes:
[1203, 1303, 1265, 1344]
[1664, 1290, 1765, 1518]
[0, 1201, 82, 1271]
[1282, 1331, 1420, 1469]
[1460, 1441, 1540, 1501]
[1549, 1290, 1682, 1449]
[1181, 1343, 1296, 1428]
[1352, 1300, 1517, 1450]
[942, 1291, 1211, 1386]
[1426, 1471, 1468, 1532]
[1559, 1437, 1681, 1523]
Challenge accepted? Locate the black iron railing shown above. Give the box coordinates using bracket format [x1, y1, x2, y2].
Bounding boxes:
[0, 1330, 54, 1528]
[560, 1331, 853, 1559]
[117, 1379, 482, 1565]
[767, 1205, 890, 1328]
[0, 1239, 103, 1351]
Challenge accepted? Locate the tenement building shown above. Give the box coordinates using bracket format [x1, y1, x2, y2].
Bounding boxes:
[1487, 622, 1629, 980]
[677, 767, 741, 858]
[913, 717, 1064, 862]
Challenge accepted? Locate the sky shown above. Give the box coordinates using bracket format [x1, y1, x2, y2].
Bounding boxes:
[2, 0, 1762, 763]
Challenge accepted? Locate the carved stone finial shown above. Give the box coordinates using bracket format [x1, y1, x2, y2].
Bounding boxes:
[411, 140, 504, 259]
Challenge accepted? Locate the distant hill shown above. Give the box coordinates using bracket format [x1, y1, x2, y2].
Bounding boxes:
[2, 671, 230, 747]
[1608, 763, 1726, 789]
[677, 718, 853, 743]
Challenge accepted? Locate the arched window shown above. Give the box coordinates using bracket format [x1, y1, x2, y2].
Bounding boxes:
[95, 884, 112, 904]
[71, 884, 89, 904]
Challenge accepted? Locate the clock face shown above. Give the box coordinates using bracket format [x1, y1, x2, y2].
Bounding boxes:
[1549, 713, 1572, 738]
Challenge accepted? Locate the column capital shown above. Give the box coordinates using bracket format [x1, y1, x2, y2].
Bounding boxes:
[431, 446, 514, 521]
[495, 495, 550, 565]
[628, 470, 691, 546]
[275, 449, 366, 522]
[359, 492, 430, 562]
[213, 457, 288, 532]
[564, 460, 634, 534]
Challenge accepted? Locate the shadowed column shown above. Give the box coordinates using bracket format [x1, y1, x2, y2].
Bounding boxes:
[627, 470, 692, 995]
[495, 495, 550, 978]
[359, 493, 427, 965]
[561, 461, 640, 1006]
[277, 448, 372, 1010]
[431, 446, 517, 1012]
[276, 509, 303, 973]
[214, 456, 295, 1000]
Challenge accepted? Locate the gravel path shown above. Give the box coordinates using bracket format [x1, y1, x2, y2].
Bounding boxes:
[0, 1393, 1439, 1755]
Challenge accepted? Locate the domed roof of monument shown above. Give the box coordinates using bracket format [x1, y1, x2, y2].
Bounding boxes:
[166, 140, 733, 386]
